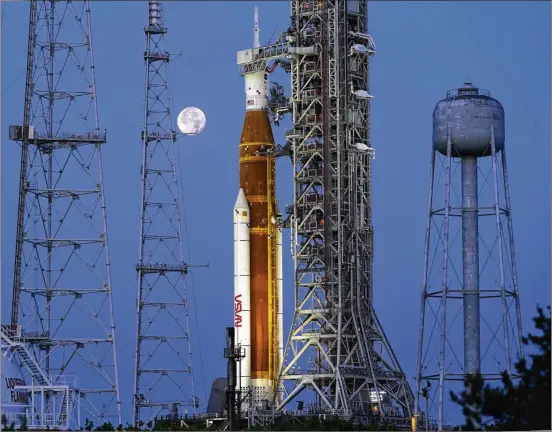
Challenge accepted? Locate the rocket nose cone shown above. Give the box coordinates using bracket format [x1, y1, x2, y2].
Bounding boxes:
[234, 188, 249, 211]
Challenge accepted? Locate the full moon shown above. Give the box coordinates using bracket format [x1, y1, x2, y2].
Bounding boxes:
[177, 107, 206, 136]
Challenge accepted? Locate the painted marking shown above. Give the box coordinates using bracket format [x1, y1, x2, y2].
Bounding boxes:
[234, 294, 243, 328]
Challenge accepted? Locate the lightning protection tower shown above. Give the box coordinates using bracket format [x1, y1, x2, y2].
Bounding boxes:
[9, 0, 121, 425]
[414, 82, 524, 430]
[278, 0, 414, 423]
[133, 1, 198, 426]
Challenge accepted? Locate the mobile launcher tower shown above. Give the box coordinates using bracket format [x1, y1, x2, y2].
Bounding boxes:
[236, 0, 415, 426]
[415, 83, 523, 431]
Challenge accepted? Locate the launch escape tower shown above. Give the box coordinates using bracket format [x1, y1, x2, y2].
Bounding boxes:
[133, 0, 198, 426]
[237, 0, 414, 423]
[414, 83, 524, 431]
[9, 0, 121, 425]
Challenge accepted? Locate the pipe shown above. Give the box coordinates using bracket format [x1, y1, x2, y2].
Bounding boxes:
[461, 156, 481, 376]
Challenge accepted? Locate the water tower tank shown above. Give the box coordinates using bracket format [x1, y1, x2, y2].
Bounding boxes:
[432, 82, 505, 157]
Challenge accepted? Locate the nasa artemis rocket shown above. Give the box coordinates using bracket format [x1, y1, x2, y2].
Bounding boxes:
[233, 7, 283, 409]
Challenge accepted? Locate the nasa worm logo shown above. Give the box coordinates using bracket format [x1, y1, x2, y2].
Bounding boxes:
[234, 294, 243, 328]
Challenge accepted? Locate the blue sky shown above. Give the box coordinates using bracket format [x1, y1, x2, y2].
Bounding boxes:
[1, 0, 550, 425]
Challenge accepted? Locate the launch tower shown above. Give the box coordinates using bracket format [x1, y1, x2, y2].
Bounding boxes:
[277, 0, 414, 422]
[9, 0, 121, 425]
[132, 0, 198, 426]
[414, 83, 524, 430]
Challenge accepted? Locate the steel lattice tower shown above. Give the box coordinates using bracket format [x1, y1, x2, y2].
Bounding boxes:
[414, 83, 524, 431]
[277, 0, 414, 422]
[9, 0, 121, 425]
[132, 1, 197, 426]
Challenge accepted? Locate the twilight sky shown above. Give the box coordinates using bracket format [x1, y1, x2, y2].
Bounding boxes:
[1, 0, 550, 425]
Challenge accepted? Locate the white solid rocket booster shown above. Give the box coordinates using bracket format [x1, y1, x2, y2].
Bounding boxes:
[276, 204, 284, 405]
[234, 188, 251, 392]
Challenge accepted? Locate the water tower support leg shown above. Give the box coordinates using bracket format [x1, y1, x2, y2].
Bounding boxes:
[501, 149, 524, 359]
[491, 128, 512, 375]
[438, 135, 453, 432]
[415, 148, 436, 429]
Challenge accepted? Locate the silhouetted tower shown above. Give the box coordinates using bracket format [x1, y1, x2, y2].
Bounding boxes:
[9, 0, 121, 425]
[132, 0, 197, 426]
[415, 82, 524, 430]
[224, 327, 245, 431]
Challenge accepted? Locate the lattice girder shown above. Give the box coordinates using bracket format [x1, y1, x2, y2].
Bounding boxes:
[132, 1, 196, 426]
[279, 0, 414, 420]
[10, 0, 121, 425]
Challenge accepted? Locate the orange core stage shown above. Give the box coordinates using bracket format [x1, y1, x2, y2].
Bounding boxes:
[239, 110, 279, 390]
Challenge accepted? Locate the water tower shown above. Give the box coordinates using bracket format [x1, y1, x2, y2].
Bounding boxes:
[414, 83, 524, 430]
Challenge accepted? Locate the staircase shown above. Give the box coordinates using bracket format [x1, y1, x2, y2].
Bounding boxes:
[59, 392, 68, 425]
[0, 326, 50, 386]
[15, 344, 50, 386]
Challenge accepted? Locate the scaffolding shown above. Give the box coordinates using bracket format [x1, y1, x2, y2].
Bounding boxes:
[1, 326, 81, 430]
[277, 0, 414, 422]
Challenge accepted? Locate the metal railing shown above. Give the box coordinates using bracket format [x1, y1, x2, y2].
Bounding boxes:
[50, 375, 79, 388]
[446, 87, 491, 98]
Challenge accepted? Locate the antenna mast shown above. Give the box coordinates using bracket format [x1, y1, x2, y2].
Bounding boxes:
[132, 0, 198, 426]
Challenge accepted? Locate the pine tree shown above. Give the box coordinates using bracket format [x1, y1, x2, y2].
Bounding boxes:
[451, 305, 551, 430]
